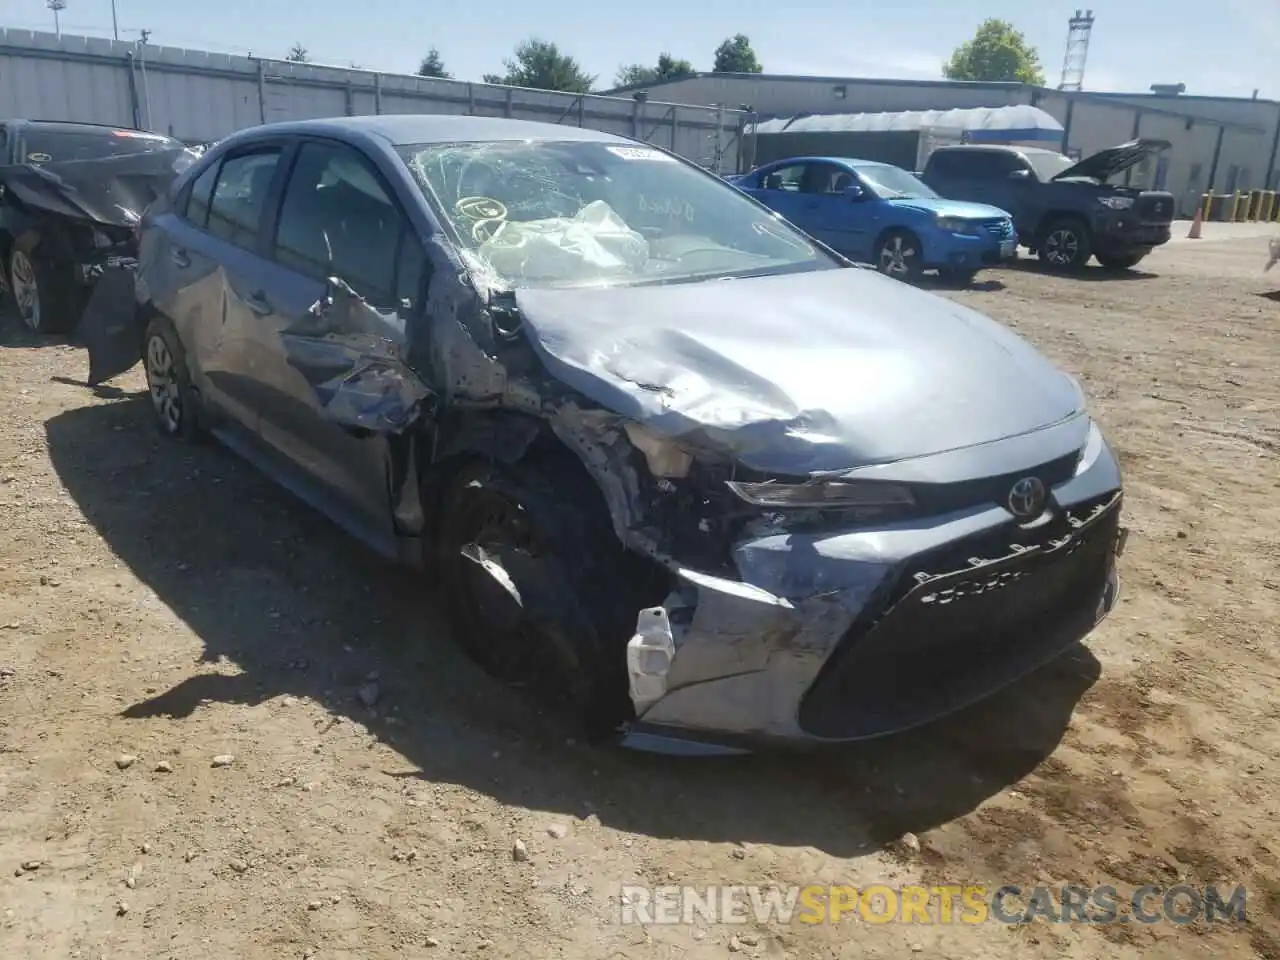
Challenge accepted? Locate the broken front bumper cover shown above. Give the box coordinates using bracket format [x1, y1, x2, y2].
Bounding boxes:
[621, 437, 1126, 754]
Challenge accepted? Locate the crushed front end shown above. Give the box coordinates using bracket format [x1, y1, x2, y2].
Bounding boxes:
[619, 420, 1126, 752]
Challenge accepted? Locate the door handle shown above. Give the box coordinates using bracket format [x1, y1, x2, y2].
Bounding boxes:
[245, 289, 273, 316]
[170, 247, 190, 268]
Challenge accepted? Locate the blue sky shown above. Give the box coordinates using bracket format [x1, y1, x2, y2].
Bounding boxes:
[8, 0, 1277, 99]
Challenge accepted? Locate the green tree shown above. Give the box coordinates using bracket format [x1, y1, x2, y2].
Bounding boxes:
[614, 52, 696, 88]
[712, 34, 762, 73]
[417, 48, 452, 79]
[483, 38, 594, 92]
[943, 19, 1045, 85]
[285, 42, 309, 63]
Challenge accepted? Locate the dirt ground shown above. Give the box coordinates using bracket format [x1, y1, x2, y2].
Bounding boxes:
[2, 238, 1278, 960]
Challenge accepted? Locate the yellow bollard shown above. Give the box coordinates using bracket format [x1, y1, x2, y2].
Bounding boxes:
[1229, 191, 1240, 221]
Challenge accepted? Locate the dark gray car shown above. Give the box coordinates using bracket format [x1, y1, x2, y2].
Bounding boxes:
[86, 115, 1127, 754]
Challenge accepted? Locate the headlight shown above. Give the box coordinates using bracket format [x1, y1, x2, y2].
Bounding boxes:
[1074, 420, 1105, 476]
[935, 216, 973, 233]
[624, 423, 693, 479]
[1097, 196, 1135, 210]
[726, 479, 915, 508]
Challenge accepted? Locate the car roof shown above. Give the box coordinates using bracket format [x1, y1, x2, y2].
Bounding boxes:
[762, 156, 906, 168]
[223, 114, 632, 148]
[760, 156, 908, 172]
[934, 143, 1061, 157]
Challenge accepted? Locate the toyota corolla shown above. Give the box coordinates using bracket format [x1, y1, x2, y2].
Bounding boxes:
[84, 115, 1127, 753]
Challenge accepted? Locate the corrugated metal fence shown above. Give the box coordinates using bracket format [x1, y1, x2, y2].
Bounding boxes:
[0, 28, 746, 172]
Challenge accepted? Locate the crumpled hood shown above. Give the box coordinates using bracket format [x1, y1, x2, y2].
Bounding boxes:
[514, 267, 1084, 475]
[885, 197, 1011, 220]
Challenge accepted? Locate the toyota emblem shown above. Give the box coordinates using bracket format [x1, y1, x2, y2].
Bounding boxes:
[1007, 476, 1047, 519]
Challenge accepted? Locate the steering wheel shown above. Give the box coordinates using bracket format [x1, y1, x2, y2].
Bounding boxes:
[454, 196, 508, 245]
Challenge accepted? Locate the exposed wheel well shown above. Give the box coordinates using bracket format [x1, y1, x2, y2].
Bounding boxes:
[417, 412, 604, 550]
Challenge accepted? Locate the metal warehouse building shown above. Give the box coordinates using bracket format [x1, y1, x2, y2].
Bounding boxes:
[604, 73, 1280, 218]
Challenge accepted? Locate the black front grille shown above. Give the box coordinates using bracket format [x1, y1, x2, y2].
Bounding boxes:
[906, 452, 1079, 518]
[978, 218, 1014, 240]
[797, 493, 1121, 740]
[1135, 194, 1174, 224]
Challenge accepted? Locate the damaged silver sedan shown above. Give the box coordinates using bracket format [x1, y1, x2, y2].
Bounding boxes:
[84, 115, 1127, 754]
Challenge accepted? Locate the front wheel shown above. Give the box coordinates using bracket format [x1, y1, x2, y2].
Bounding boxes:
[435, 457, 649, 739]
[1038, 219, 1093, 270]
[874, 230, 924, 282]
[1096, 252, 1146, 271]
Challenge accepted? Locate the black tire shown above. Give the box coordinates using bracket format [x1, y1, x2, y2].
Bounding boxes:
[9, 247, 78, 334]
[938, 267, 979, 287]
[435, 456, 654, 739]
[1096, 252, 1146, 271]
[142, 316, 202, 442]
[1037, 218, 1092, 270]
[874, 229, 924, 282]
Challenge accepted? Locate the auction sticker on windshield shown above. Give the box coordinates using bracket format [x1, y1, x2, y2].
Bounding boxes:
[606, 146, 676, 162]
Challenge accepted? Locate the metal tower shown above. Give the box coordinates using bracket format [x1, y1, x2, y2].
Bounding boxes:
[1058, 9, 1095, 92]
[47, 0, 67, 38]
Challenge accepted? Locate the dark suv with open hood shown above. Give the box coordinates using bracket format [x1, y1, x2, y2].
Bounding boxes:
[921, 139, 1175, 271]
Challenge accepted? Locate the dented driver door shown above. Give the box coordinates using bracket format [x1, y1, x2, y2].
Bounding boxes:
[242, 139, 432, 547]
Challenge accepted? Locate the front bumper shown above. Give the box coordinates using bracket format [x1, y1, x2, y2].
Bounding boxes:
[1091, 212, 1171, 251]
[925, 230, 1019, 271]
[620, 427, 1125, 753]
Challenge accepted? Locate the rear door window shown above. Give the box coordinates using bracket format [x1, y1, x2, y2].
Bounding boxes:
[272, 140, 416, 308]
[206, 149, 283, 251]
[930, 151, 983, 179]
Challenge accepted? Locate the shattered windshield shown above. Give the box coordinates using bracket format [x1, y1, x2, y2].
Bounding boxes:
[19, 128, 182, 164]
[858, 164, 938, 200]
[397, 139, 837, 288]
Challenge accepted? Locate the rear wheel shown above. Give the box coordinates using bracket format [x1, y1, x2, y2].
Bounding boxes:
[435, 456, 655, 739]
[874, 230, 924, 282]
[1038, 218, 1092, 270]
[9, 248, 77, 334]
[143, 317, 202, 442]
[1095, 252, 1146, 271]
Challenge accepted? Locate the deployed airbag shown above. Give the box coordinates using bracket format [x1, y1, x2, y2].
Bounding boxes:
[472, 201, 649, 284]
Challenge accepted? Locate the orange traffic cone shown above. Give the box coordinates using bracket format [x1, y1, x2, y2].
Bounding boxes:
[1187, 206, 1203, 239]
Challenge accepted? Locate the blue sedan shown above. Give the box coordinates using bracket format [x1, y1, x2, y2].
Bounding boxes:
[731, 157, 1017, 283]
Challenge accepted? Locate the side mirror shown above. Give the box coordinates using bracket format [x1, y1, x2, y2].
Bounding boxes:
[843, 184, 865, 200]
[1008, 169, 1032, 180]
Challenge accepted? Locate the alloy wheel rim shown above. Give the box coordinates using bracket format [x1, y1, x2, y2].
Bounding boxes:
[879, 236, 915, 276]
[146, 335, 182, 433]
[1045, 229, 1078, 266]
[10, 252, 40, 332]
